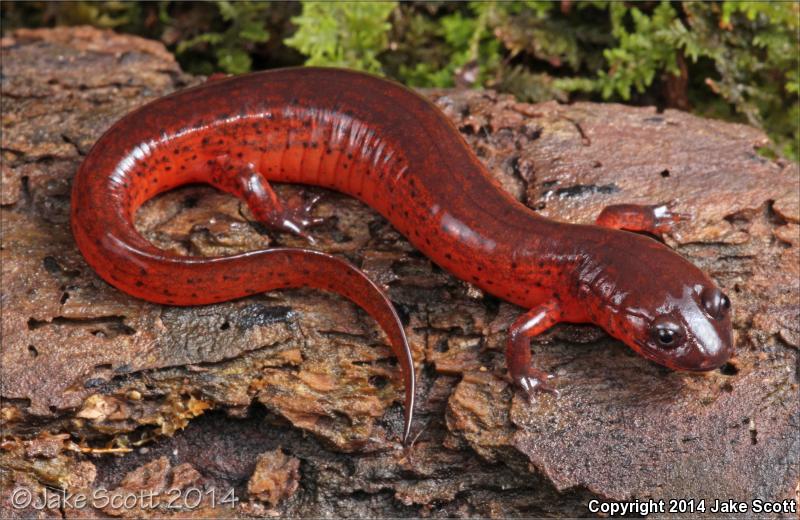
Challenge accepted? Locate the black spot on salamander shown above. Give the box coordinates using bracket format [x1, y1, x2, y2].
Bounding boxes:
[202, 137, 210, 145]
[347, 153, 353, 159]
[445, 253, 452, 260]
[302, 120, 311, 128]
[191, 293, 197, 298]
[237, 152, 243, 158]
[472, 276, 480, 282]
[165, 166, 172, 171]
[511, 262, 518, 269]
[537, 261, 544, 268]
[217, 139, 224, 145]
[139, 268, 147, 276]
[476, 266, 483, 272]
[326, 148, 333, 154]
[191, 154, 197, 160]
[173, 148, 180, 155]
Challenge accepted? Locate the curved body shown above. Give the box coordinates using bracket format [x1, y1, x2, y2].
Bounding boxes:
[71, 68, 734, 442]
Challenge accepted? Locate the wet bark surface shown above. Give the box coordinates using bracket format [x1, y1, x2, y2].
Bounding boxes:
[2, 27, 798, 518]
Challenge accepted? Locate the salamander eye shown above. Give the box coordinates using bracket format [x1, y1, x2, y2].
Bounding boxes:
[701, 287, 730, 320]
[651, 318, 683, 348]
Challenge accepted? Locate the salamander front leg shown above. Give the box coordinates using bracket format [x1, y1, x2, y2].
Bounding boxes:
[234, 163, 325, 244]
[596, 203, 688, 241]
[506, 301, 561, 400]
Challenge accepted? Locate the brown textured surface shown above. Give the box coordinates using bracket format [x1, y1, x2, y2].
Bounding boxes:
[1, 27, 798, 518]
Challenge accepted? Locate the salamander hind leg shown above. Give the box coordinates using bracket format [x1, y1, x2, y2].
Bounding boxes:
[595, 203, 688, 241]
[230, 160, 325, 244]
[506, 301, 561, 401]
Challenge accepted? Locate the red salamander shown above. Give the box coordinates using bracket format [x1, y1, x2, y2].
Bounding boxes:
[71, 68, 734, 443]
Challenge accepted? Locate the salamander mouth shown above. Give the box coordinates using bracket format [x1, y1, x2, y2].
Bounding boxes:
[632, 338, 730, 372]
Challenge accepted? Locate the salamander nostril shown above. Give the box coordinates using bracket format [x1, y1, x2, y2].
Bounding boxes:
[701, 287, 729, 319]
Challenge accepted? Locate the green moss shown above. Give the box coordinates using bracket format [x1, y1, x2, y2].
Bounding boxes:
[175, 1, 271, 74]
[284, 1, 397, 73]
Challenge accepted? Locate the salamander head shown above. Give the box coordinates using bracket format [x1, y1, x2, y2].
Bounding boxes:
[594, 238, 734, 372]
[627, 283, 732, 371]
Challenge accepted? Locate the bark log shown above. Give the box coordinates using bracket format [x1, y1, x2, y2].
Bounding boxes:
[2, 27, 798, 518]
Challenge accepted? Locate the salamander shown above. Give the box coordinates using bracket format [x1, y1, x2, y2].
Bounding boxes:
[70, 67, 734, 444]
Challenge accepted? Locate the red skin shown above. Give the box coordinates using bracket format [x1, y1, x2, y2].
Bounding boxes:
[71, 68, 734, 443]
